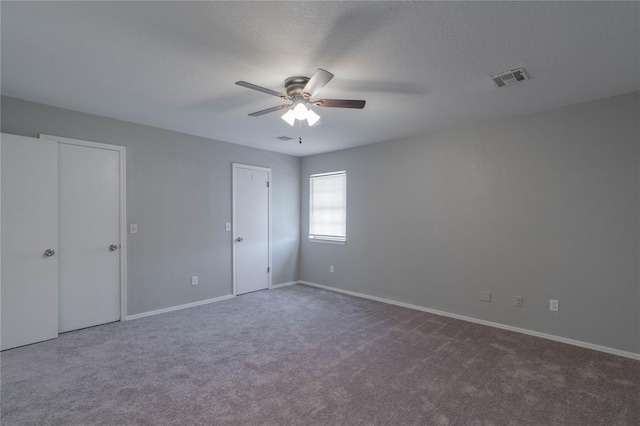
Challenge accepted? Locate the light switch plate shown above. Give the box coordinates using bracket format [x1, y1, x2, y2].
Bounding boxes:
[481, 291, 492, 302]
[130, 224, 138, 234]
[225, 222, 231, 231]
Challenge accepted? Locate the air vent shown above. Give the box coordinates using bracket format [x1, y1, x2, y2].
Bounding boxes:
[275, 136, 293, 141]
[490, 67, 528, 88]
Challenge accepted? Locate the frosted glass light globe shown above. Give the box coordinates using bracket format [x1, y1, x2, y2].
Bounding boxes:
[307, 109, 321, 126]
[281, 109, 296, 126]
[293, 102, 309, 120]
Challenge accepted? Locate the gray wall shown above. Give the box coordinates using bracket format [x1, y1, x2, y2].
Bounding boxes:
[301, 92, 640, 354]
[4, 92, 638, 353]
[1, 96, 300, 316]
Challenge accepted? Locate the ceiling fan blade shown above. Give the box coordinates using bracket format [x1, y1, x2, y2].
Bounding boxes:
[236, 81, 289, 99]
[314, 99, 366, 109]
[302, 69, 334, 98]
[248, 104, 290, 117]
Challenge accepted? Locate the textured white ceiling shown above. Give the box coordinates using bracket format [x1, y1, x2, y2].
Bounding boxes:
[1, 1, 638, 156]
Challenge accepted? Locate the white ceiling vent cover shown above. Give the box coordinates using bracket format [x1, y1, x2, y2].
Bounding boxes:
[276, 135, 293, 141]
[491, 68, 528, 88]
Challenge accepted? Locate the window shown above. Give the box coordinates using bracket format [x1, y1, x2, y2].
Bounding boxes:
[309, 171, 347, 243]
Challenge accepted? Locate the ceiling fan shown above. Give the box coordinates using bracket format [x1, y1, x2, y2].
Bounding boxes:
[235, 69, 365, 126]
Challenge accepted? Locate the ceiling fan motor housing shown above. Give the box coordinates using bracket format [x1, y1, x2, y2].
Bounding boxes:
[284, 76, 311, 99]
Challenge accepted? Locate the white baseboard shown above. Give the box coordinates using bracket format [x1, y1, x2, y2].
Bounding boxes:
[299, 281, 640, 361]
[126, 294, 235, 321]
[270, 281, 299, 289]
[127, 282, 297, 321]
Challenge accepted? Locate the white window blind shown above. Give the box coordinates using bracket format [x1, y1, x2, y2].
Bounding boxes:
[309, 171, 346, 242]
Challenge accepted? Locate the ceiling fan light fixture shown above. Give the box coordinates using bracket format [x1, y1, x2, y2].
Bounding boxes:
[281, 109, 296, 126]
[282, 101, 322, 126]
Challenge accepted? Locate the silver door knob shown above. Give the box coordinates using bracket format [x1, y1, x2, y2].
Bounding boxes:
[236, 237, 244, 242]
[109, 244, 119, 251]
[43, 249, 55, 257]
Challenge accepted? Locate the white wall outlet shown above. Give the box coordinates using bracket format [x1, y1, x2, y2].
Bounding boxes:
[329, 265, 334, 273]
[225, 222, 231, 231]
[191, 276, 198, 286]
[550, 299, 559, 311]
[515, 295, 523, 308]
[481, 291, 491, 302]
[129, 223, 138, 234]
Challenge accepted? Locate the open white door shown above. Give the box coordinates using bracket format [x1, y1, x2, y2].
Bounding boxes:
[57, 141, 122, 333]
[1, 134, 59, 350]
[233, 164, 271, 295]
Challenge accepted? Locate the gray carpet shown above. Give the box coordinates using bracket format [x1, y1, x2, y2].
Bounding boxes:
[2, 284, 639, 425]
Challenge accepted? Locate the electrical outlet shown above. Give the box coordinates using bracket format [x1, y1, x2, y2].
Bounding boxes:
[329, 265, 334, 273]
[481, 291, 491, 302]
[550, 299, 559, 312]
[191, 276, 198, 286]
[514, 295, 523, 308]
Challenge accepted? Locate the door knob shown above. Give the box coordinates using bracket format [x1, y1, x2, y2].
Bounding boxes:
[43, 249, 55, 257]
[109, 244, 119, 251]
[236, 237, 244, 242]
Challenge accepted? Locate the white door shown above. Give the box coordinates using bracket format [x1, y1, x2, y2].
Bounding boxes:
[1, 134, 59, 350]
[58, 143, 120, 332]
[233, 164, 270, 295]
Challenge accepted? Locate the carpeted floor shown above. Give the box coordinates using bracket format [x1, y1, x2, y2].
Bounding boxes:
[2, 284, 639, 425]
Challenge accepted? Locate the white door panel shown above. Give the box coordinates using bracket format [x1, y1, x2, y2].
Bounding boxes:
[234, 165, 270, 295]
[58, 143, 120, 332]
[1, 133, 59, 350]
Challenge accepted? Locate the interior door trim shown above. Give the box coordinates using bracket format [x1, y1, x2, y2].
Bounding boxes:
[40, 134, 128, 322]
[232, 163, 272, 296]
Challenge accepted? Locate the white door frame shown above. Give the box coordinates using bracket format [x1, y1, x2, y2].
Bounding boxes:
[232, 163, 272, 296]
[40, 134, 128, 321]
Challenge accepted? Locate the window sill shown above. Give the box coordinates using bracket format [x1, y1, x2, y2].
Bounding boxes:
[308, 238, 346, 245]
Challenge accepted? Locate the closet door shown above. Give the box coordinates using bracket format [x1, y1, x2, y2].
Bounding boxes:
[1, 133, 59, 350]
[58, 142, 120, 333]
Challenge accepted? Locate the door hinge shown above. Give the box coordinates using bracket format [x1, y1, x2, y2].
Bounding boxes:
[267, 266, 270, 273]
[266, 181, 270, 188]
